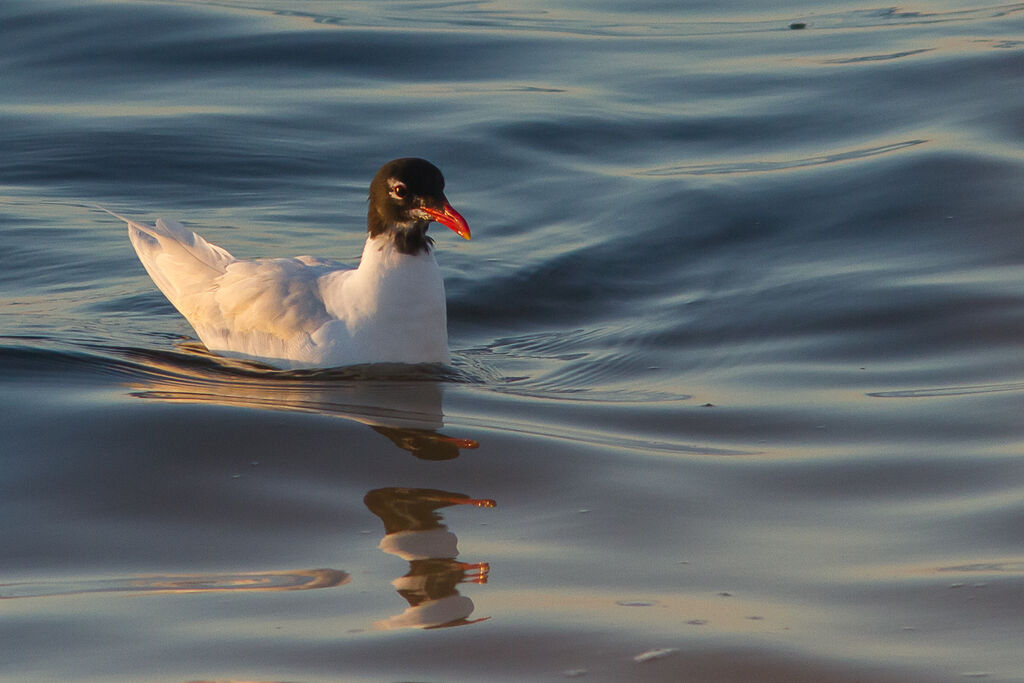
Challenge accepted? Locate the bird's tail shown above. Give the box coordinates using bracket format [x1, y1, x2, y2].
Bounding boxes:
[102, 207, 235, 312]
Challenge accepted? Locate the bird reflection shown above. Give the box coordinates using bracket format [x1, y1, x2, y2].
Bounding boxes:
[365, 487, 494, 629]
[119, 350, 490, 626]
[122, 348, 479, 458]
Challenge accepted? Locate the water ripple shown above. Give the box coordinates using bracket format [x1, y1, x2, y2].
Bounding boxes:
[824, 48, 934, 64]
[0, 568, 349, 600]
[869, 382, 1024, 399]
[638, 139, 928, 177]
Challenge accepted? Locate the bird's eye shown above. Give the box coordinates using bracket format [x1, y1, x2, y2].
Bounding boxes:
[391, 182, 407, 199]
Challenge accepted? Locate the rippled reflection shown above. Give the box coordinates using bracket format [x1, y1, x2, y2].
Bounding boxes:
[0, 568, 349, 599]
[121, 347, 480, 458]
[365, 487, 494, 629]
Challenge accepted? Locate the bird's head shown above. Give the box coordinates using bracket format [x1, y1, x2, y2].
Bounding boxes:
[367, 158, 470, 255]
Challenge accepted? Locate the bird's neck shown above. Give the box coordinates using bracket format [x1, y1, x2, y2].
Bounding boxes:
[357, 234, 439, 275]
[367, 216, 433, 256]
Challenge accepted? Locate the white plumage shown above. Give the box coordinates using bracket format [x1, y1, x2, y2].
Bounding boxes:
[110, 158, 470, 369]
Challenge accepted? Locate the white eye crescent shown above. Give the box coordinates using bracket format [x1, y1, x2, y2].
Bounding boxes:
[390, 182, 407, 199]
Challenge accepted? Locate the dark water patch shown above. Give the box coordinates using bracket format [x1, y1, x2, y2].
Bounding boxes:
[0, 344, 137, 389]
[83, 290, 176, 315]
[0, 340, 459, 391]
[0, 118, 327, 193]
[674, 281, 1024, 366]
[0, 205, 133, 291]
[0, 2, 231, 67]
[734, 453, 1024, 505]
[5, 5, 558, 86]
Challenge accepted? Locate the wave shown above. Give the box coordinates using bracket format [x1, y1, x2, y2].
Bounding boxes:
[0, 568, 349, 600]
[0, 336, 716, 457]
[638, 140, 928, 177]
[869, 382, 1024, 399]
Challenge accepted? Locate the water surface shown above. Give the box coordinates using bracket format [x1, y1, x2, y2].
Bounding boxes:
[2, 1, 1024, 681]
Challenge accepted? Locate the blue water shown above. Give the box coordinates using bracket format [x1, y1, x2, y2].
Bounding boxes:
[3, 1, 1024, 681]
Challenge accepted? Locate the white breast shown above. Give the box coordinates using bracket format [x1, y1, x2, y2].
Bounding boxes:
[311, 238, 450, 368]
